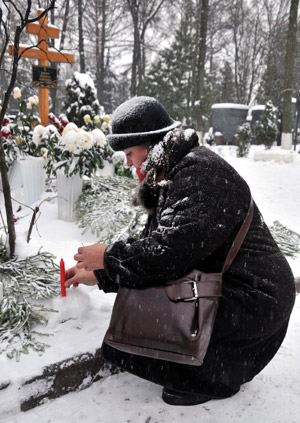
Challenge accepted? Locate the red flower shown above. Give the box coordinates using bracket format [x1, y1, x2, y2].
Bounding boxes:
[48, 113, 56, 123]
[1, 126, 11, 137]
[60, 116, 69, 127]
[2, 116, 10, 126]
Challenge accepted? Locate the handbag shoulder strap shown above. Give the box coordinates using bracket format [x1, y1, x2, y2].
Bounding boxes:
[222, 196, 254, 275]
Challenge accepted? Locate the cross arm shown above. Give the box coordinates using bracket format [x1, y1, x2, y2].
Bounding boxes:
[26, 22, 60, 39]
[8, 45, 74, 64]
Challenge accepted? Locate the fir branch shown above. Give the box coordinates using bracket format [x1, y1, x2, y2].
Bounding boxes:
[270, 221, 300, 257]
[76, 175, 146, 243]
[0, 248, 60, 359]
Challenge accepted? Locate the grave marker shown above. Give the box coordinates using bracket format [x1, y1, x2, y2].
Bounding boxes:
[9, 9, 74, 125]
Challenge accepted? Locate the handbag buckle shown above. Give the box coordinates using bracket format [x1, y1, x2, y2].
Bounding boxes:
[183, 280, 198, 301]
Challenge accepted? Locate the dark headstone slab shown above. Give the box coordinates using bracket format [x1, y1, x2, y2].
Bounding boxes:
[211, 103, 249, 145]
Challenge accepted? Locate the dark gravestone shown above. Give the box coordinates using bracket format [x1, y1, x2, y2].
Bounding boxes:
[211, 103, 249, 145]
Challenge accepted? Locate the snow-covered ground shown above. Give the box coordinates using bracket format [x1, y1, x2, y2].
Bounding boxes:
[1, 144, 300, 423]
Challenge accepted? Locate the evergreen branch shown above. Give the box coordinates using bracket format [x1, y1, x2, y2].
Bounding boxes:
[76, 175, 146, 243]
[270, 221, 300, 257]
[0, 247, 60, 359]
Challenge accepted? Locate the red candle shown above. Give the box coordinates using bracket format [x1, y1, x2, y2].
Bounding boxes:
[60, 258, 67, 297]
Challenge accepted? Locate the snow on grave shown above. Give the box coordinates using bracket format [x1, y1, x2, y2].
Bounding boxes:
[254, 146, 296, 163]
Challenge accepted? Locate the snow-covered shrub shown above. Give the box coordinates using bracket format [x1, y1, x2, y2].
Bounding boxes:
[236, 122, 251, 157]
[255, 101, 279, 149]
[62, 72, 100, 127]
[203, 127, 214, 145]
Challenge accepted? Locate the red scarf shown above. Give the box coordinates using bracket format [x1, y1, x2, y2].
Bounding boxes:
[136, 166, 146, 183]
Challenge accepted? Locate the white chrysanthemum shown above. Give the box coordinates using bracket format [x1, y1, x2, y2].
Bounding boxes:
[91, 128, 106, 147]
[61, 130, 81, 153]
[26, 102, 32, 110]
[112, 151, 126, 164]
[62, 122, 80, 136]
[32, 125, 45, 146]
[43, 124, 59, 137]
[79, 130, 94, 150]
[13, 87, 22, 99]
[101, 121, 109, 130]
[28, 95, 38, 105]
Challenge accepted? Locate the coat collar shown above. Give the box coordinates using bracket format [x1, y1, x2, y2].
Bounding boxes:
[136, 128, 199, 212]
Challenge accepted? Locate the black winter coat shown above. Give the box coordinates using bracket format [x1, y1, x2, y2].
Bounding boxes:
[95, 128, 295, 397]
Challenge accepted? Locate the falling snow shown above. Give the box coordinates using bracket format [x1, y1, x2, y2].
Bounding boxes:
[0, 145, 299, 422]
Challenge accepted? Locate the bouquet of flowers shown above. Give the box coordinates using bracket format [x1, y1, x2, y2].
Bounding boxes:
[35, 121, 112, 178]
[2, 87, 113, 178]
[1, 88, 42, 164]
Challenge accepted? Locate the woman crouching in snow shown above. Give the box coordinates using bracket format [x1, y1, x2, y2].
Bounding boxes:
[65, 96, 295, 406]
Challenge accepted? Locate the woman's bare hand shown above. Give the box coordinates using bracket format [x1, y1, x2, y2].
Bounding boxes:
[74, 243, 108, 271]
[65, 266, 98, 288]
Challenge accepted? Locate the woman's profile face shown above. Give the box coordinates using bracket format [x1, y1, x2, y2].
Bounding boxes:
[124, 144, 149, 168]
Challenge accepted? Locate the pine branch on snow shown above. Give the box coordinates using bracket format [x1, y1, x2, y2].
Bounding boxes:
[76, 175, 146, 243]
[270, 221, 300, 257]
[0, 250, 60, 360]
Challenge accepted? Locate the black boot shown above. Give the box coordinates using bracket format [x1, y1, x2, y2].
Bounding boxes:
[162, 387, 212, 406]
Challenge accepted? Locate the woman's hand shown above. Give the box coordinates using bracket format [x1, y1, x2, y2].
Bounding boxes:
[74, 243, 108, 271]
[65, 266, 98, 288]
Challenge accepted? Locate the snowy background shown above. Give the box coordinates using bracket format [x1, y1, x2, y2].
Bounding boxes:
[0, 144, 300, 423]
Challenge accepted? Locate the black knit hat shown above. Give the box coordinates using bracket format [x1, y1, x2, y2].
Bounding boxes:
[107, 96, 181, 151]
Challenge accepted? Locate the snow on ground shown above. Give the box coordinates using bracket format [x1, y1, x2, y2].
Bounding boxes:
[1, 145, 300, 422]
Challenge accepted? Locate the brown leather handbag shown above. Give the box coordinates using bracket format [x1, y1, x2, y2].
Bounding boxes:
[104, 198, 254, 366]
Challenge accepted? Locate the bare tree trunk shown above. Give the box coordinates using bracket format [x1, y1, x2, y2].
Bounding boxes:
[0, 16, 27, 257]
[100, 0, 106, 100]
[0, 1, 56, 257]
[127, 0, 140, 96]
[59, 0, 70, 51]
[78, 0, 85, 73]
[281, 0, 299, 149]
[95, 1, 101, 99]
[196, 0, 209, 130]
[0, 12, 9, 70]
[247, 14, 260, 105]
[127, 0, 165, 96]
[50, 0, 69, 115]
[233, 25, 241, 103]
[95, 0, 106, 102]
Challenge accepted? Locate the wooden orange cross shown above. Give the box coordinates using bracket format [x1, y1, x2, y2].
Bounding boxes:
[8, 9, 74, 125]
